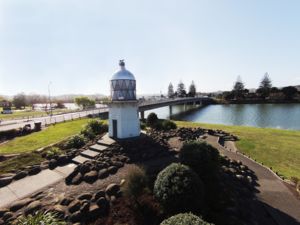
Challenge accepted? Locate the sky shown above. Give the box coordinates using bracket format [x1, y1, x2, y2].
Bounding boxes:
[0, 0, 300, 96]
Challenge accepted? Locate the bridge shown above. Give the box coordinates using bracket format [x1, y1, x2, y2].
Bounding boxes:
[0, 97, 214, 131]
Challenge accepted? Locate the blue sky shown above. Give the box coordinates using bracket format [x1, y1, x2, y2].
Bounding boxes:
[0, 0, 300, 96]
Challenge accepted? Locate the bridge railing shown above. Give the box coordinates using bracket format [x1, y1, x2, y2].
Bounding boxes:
[138, 97, 206, 107]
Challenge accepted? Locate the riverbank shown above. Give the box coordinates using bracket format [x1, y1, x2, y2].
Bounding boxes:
[175, 121, 300, 181]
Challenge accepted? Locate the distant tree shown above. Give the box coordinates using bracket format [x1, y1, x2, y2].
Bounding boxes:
[188, 81, 196, 97]
[56, 101, 65, 109]
[257, 73, 272, 99]
[168, 83, 174, 98]
[13, 93, 27, 109]
[232, 76, 245, 99]
[26, 94, 43, 110]
[177, 81, 186, 97]
[270, 87, 280, 93]
[282, 86, 298, 100]
[75, 96, 95, 109]
[223, 91, 235, 101]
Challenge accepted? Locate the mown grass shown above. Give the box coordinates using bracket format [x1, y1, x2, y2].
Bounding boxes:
[175, 121, 300, 180]
[0, 118, 89, 154]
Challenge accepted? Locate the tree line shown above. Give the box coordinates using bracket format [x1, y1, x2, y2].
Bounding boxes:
[167, 81, 197, 98]
[223, 73, 299, 101]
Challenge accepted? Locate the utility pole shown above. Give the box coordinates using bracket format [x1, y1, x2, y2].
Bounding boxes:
[48, 82, 52, 117]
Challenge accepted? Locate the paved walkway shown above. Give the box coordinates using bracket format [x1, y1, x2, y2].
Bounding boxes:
[0, 164, 76, 208]
[206, 135, 300, 225]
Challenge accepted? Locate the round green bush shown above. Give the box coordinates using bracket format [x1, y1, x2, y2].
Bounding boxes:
[66, 134, 86, 149]
[161, 120, 177, 130]
[160, 213, 213, 225]
[146, 112, 158, 127]
[179, 141, 220, 178]
[86, 119, 107, 134]
[154, 163, 204, 213]
[81, 127, 96, 140]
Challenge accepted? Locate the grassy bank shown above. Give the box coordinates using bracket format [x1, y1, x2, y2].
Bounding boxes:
[175, 121, 300, 180]
[0, 118, 89, 154]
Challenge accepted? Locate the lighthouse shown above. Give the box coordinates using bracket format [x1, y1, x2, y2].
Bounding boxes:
[108, 60, 140, 139]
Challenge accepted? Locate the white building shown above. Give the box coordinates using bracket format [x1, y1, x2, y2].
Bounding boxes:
[108, 60, 140, 139]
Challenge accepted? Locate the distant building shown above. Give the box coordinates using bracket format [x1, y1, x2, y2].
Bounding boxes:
[108, 60, 140, 139]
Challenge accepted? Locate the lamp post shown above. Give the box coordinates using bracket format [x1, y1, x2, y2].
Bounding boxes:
[48, 82, 52, 117]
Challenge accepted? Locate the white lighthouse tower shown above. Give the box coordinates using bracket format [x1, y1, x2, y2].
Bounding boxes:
[108, 60, 140, 139]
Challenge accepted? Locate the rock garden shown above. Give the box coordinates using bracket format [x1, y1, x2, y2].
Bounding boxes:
[0, 114, 262, 225]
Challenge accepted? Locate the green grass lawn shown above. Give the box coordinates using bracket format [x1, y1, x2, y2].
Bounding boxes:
[0, 108, 75, 120]
[0, 118, 89, 154]
[176, 121, 300, 180]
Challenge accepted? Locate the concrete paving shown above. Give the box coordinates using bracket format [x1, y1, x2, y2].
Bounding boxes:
[90, 144, 108, 152]
[80, 149, 100, 159]
[72, 155, 90, 164]
[0, 164, 76, 208]
[97, 134, 116, 146]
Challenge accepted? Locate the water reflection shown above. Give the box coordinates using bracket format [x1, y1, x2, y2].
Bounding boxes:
[144, 104, 300, 130]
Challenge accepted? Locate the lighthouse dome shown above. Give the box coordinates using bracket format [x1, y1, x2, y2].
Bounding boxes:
[110, 60, 136, 101]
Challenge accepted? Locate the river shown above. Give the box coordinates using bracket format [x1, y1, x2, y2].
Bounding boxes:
[145, 104, 300, 130]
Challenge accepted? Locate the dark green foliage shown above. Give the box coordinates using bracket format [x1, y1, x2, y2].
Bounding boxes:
[282, 86, 298, 100]
[80, 127, 96, 140]
[66, 134, 86, 149]
[16, 211, 66, 225]
[154, 163, 204, 214]
[146, 113, 158, 127]
[160, 213, 213, 225]
[179, 141, 220, 179]
[122, 165, 149, 199]
[161, 120, 177, 130]
[86, 120, 107, 134]
[45, 147, 62, 159]
[140, 122, 146, 130]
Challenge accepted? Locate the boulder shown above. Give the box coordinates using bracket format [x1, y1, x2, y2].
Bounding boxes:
[49, 159, 58, 170]
[69, 210, 82, 223]
[80, 201, 90, 213]
[83, 170, 98, 183]
[57, 155, 69, 165]
[71, 173, 82, 185]
[24, 201, 42, 215]
[79, 164, 91, 175]
[10, 198, 32, 212]
[60, 197, 73, 206]
[96, 197, 109, 209]
[28, 166, 41, 176]
[50, 205, 65, 218]
[78, 193, 93, 201]
[107, 166, 118, 174]
[98, 169, 108, 179]
[13, 171, 28, 180]
[0, 208, 8, 217]
[0, 177, 12, 187]
[105, 183, 120, 196]
[2, 212, 13, 222]
[68, 200, 81, 213]
[93, 190, 105, 201]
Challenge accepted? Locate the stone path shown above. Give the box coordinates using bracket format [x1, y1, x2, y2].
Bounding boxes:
[72, 134, 115, 165]
[0, 164, 76, 208]
[205, 135, 300, 225]
[0, 134, 115, 209]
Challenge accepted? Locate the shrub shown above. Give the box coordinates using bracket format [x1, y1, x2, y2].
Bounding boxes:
[66, 135, 86, 149]
[140, 121, 146, 130]
[161, 120, 177, 130]
[81, 127, 96, 140]
[45, 147, 62, 159]
[154, 163, 204, 214]
[86, 119, 107, 134]
[179, 141, 220, 179]
[160, 213, 213, 225]
[16, 211, 66, 225]
[146, 113, 158, 127]
[122, 165, 149, 200]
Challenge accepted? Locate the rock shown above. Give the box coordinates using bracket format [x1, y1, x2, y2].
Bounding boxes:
[87, 204, 102, 219]
[78, 193, 93, 201]
[0, 208, 8, 217]
[49, 159, 58, 170]
[68, 200, 81, 213]
[10, 198, 32, 212]
[69, 210, 82, 223]
[0, 219, 4, 225]
[50, 205, 65, 218]
[120, 179, 126, 186]
[71, 173, 82, 185]
[83, 170, 98, 183]
[60, 197, 73, 206]
[110, 195, 117, 204]
[57, 155, 69, 165]
[105, 183, 120, 196]
[79, 164, 90, 174]
[94, 190, 105, 201]
[0, 177, 12, 187]
[98, 169, 108, 179]
[2, 212, 13, 221]
[13, 171, 28, 180]
[96, 197, 109, 208]
[24, 201, 42, 215]
[28, 166, 41, 176]
[80, 202, 90, 213]
[107, 166, 118, 174]
[112, 161, 124, 168]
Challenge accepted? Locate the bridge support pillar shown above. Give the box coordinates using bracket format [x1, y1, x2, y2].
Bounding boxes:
[169, 105, 173, 116]
[140, 111, 145, 120]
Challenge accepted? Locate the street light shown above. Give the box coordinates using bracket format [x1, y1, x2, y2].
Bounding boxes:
[48, 82, 52, 116]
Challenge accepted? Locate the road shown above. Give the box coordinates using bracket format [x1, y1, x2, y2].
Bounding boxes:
[0, 107, 108, 131]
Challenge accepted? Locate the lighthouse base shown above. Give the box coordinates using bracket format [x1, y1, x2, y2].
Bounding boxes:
[108, 101, 140, 139]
